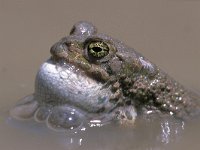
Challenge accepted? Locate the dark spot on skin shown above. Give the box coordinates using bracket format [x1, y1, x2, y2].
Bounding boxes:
[96, 107, 105, 113]
[125, 100, 132, 105]
[78, 91, 82, 94]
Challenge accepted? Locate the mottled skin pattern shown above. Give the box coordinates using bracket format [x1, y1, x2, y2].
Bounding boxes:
[10, 21, 200, 131]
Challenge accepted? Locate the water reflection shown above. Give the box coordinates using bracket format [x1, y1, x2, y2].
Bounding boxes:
[6, 105, 197, 150]
[161, 121, 171, 144]
[56, 116, 187, 150]
[160, 119, 184, 144]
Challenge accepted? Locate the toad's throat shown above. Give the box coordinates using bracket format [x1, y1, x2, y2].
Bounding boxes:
[35, 60, 114, 113]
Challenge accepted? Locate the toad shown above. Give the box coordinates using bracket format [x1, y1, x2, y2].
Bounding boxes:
[10, 21, 200, 131]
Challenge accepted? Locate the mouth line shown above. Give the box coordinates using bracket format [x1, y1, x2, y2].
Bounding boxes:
[50, 55, 111, 83]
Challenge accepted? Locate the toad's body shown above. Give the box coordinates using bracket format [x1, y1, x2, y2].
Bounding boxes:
[10, 21, 200, 131]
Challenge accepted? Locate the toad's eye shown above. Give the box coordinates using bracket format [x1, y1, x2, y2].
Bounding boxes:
[88, 41, 109, 58]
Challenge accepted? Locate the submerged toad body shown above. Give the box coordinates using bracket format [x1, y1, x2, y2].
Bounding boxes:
[10, 21, 200, 131]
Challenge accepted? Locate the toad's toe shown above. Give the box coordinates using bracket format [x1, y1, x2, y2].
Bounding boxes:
[34, 106, 51, 122]
[10, 94, 38, 120]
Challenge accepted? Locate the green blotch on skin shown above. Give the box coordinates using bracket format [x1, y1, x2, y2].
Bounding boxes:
[98, 96, 107, 104]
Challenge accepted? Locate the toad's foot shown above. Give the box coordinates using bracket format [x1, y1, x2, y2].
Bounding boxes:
[9, 94, 38, 120]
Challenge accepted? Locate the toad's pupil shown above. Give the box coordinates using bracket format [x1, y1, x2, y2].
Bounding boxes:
[92, 47, 102, 52]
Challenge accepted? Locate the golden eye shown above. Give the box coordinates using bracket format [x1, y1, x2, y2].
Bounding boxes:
[88, 41, 109, 58]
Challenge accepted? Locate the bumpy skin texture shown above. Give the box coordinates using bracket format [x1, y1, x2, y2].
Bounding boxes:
[10, 21, 200, 131]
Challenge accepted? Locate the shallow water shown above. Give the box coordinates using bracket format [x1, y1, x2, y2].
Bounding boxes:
[2, 113, 200, 150]
[1, 0, 200, 150]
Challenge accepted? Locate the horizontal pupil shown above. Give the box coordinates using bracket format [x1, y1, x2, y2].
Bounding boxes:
[92, 47, 102, 52]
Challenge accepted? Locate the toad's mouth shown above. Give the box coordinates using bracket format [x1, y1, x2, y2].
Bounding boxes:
[35, 59, 115, 114]
[50, 44, 111, 83]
